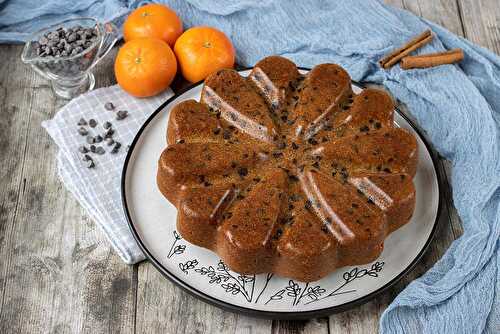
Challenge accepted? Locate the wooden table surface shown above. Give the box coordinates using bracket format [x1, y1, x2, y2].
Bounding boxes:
[0, 1, 498, 333]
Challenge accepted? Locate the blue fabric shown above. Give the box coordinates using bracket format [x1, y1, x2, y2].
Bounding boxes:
[2, 0, 499, 332]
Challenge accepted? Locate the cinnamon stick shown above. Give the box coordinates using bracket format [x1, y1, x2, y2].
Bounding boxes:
[401, 48, 464, 69]
[379, 29, 433, 69]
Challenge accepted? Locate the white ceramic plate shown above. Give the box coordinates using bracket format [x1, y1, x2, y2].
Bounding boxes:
[122, 69, 442, 319]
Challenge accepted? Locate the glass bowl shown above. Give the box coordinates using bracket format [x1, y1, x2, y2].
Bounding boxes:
[21, 17, 118, 99]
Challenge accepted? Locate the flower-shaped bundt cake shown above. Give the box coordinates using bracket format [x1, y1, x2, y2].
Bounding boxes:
[157, 56, 417, 282]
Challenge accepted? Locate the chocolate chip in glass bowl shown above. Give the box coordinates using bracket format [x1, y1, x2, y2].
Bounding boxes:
[89, 119, 97, 128]
[116, 110, 128, 120]
[37, 25, 99, 60]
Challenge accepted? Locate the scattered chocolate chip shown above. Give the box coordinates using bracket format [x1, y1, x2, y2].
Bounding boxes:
[77, 118, 87, 126]
[86, 135, 95, 144]
[96, 146, 105, 155]
[89, 119, 97, 128]
[86, 159, 95, 168]
[82, 154, 92, 161]
[105, 137, 115, 146]
[111, 142, 121, 154]
[94, 135, 103, 143]
[103, 121, 112, 129]
[78, 145, 88, 153]
[116, 110, 128, 120]
[90, 145, 96, 153]
[104, 128, 115, 138]
[78, 127, 88, 136]
[104, 102, 115, 111]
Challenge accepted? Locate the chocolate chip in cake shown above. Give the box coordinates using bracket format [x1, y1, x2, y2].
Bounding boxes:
[307, 138, 319, 145]
[272, 151, 283, 158]
[104, 102, 115, 111]
[78, 127, 88, 136]
[374, 122, 382, 129]
[223, 129, 232, 140]
[116, 110, 128, 120]
[237, 167, 248, 177]
[360, 125, 370, 132]
[291, 142, 299, 150]
[77, 118, 87, 126]
[89, 119, 97, 128]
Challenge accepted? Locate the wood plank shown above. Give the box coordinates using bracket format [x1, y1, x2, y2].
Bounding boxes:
[272, 318, 328, 334]
[135, 262, 273, 334]
[458, 0, 500, 54]
[0, 45, 137, 334]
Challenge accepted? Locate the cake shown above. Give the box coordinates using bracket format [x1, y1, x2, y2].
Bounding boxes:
[157, 56, 417, 282]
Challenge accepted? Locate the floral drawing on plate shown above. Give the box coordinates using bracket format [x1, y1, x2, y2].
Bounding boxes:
[166, 230, 385, 306]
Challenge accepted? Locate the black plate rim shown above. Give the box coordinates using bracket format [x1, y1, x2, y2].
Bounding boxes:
[121, 67, 444, 320]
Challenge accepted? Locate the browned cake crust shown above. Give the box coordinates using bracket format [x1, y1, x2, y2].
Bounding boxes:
[157, 56, 418, 282]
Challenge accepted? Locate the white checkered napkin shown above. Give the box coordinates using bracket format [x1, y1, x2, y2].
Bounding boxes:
[42, 85, 173, 264]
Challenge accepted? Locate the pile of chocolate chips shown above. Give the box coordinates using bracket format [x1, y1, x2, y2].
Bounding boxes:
[77, 102, 129, 169]
[36, 26, 98, 58]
